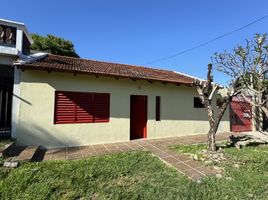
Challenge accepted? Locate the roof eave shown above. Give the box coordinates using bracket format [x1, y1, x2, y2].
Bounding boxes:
[17, 64, 195, 86]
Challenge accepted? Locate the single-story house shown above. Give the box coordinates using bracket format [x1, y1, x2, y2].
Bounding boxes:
[1, 19, 252, 149]
[14, 54, 231, 149]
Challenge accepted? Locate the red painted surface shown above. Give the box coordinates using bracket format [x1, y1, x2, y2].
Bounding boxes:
[230, 96, 252, 132]
[130, 95, 147, 140]
[155, 96, 161, 121]
[54, 91, 110, 124]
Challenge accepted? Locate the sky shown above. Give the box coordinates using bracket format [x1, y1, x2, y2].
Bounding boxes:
[1, 0, 268, 84]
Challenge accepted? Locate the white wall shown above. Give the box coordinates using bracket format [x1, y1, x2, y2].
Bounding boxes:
[0, 55, 17, 65]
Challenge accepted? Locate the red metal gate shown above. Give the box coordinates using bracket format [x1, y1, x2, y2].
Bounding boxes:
[130, 95, 147, 140]
[230, 96, 252, 132]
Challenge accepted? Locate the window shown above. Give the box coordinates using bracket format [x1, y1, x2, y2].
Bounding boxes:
[0, 25, 16, 47]
[54, 91, 110, 124]
[194, 97, 205, 108]
[156, 96, 161, 121]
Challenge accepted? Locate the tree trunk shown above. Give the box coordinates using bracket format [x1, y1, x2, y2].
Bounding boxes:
[206, 99, 230, 152]
[207, 103, 217, 151]
[207, 127, 216, 151]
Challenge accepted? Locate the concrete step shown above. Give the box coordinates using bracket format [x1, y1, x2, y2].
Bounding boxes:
[13, 146, 39, 162]
[3, 145, 41, 168]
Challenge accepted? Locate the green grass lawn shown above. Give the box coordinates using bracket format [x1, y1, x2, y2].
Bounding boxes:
[0, 151, 190, 200]
[0, 147, 268, 200]
[172, 144, 268, 200]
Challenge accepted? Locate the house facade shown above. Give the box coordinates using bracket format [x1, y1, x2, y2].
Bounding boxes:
[15, 68, 230, 148]
[1, 19, 231, 149]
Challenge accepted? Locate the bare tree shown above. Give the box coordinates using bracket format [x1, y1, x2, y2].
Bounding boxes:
[195, 64, 240, 151]
[197, 34, 268, 151]
[214, 34, 268, 131]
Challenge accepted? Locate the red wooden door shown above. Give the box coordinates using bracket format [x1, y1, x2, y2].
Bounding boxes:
[230, 100, 252, 132]
[130, 95, 147, 140]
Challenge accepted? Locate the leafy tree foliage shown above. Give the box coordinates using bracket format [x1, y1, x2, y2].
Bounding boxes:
[30, 34, 79, 58]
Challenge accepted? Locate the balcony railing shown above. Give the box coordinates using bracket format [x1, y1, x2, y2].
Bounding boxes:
[0, 25, 16, 47]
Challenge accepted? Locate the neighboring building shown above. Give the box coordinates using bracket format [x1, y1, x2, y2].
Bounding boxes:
[0, 19, 33, 138]
[0, 19, 231, 149]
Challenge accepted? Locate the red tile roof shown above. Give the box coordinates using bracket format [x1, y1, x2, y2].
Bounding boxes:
[17, 54, 197, 85]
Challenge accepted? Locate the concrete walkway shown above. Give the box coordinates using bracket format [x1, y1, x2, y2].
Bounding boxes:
[40, 132, 232, 180]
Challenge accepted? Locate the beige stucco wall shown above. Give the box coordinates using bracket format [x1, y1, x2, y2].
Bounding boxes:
[16, 70, 230, 148]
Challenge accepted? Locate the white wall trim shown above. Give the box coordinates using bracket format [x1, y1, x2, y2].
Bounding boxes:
[16, 29, 23, 52]
[11, 66, 21, 138]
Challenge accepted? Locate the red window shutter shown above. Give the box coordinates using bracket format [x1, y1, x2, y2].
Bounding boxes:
[75, 92, 94, 123]
[156, 96, 161, 121]
[54, 91, 76, 124]
[54, 91, 110, 124]
[93, 93, 110, 122]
